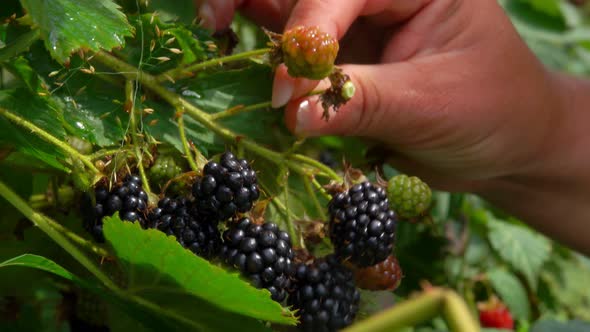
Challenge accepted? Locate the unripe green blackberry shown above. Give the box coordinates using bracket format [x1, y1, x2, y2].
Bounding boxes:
[387, 174, 432, 219]
[149, 154, 186, 188]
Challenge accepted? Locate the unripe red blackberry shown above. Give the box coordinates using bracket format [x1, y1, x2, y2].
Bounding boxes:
[281, 26, 339, 80]
[83, 174, 148, 242]
[352, 255, 402, 291]
[146, 197, 221, 258]
[328, 182, 397, 267]
[288, 255, 360, 332]
[192, 152, 259, 222]
[220, 218, 294, 302]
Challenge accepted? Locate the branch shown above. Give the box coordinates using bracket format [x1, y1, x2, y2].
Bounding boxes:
[91, 51, 341, 184]
[0, 180, 115, 288]
[343, 288, 480, 332]
[177, 112, 199, 172]
[210, 101, 272, 121]
[157, 48, 270, 83]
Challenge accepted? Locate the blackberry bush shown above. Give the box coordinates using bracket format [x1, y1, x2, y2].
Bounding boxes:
[288, 255, 360, 332]
[192, 152, 260, 222]
[328, 182, 397, 267]
[220, 217, 294, 302]
[146, 197, 221, 258]
[83, 174, 148, 242]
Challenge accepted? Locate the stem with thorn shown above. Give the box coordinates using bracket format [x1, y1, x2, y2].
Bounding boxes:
[177, 112, 199, 172]
[157, 48, 271, 82]
[126, 80, 151, 194]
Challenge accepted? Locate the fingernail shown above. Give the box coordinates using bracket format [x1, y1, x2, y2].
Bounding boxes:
[271, 78, 294, 108]
[294, 99, 312, 136]
[199, 3, 216, 30]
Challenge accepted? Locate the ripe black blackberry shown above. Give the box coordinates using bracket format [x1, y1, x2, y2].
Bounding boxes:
[220, 217, 293, 302]
[192, 152, 259, 221]
[328, 181, 397, 267]
[83, 174, 148, 242]
[146, 197, 221, 258]
[288, 255, 360, 332]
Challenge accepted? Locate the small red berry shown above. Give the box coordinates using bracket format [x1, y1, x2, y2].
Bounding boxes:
[351, 255, 402, 291]
[281, 26, 339, 80]
[478, 300, 514, 329]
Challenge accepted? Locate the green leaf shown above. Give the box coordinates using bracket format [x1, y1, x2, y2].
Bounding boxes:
[487, 217, 551, 289]
[182, 65, 292, 147]
[0, 253, 76, 280]
[102, 216, 297, 325]
[540, 255, 590, 320]
[19, 0, 133, 63]
[531, 320, 590, 332]
[519, 0, 562, 17]
[0, 88, 68, 170]
[145, 0, 196, 25]
[487, 268, 531, 320]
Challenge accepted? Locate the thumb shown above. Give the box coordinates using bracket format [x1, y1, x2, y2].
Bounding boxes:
[284, 62, 440, 145]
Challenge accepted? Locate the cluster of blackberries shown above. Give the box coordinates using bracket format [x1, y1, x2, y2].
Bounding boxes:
[328, 181, 397, 267]
[146, 197, 221, 258]
[83, 175, 148, 242]
[192, 152, 259, 222]
[221, 218, 294, 302]
[288, 255, 361, 332]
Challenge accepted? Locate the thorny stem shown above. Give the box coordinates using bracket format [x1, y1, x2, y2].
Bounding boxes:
[303, 176, 327, 221]
[311, 177, 332, 201]
[90, 148, 131, 160]
[177, 112, 199, 172]
[288, 154, 340, 181]
[210, 101, 272, 121]
[126, 80, 151, 194]
[0, 180, 115, 288]
[343, 288, 480, 332]
[45, 216, 110, 257]
[157, 48, 271, 82]
[0, 107, 100, 174]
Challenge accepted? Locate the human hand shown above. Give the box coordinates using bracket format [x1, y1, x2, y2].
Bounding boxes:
[198, 0, 562, 192]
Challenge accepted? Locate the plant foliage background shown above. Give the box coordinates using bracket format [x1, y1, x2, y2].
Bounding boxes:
[0, 0, 589, 331]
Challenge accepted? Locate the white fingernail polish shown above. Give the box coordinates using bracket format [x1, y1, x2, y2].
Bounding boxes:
[271, 78, 294, 108]
[199, 3, 216, 30]
[295, 99, 311, 136]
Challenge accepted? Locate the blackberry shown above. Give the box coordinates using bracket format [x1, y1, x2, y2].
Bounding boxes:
[220, 218, 293, 302]
[83, 175, 148, 242]
[328, 182, 397, 267]
[192, 152, 259, 221]
[288, 255, 360, 332]
[146, 197, 221, 258]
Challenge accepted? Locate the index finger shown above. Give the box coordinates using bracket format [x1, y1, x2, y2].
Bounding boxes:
[285, 0, 422, 38]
